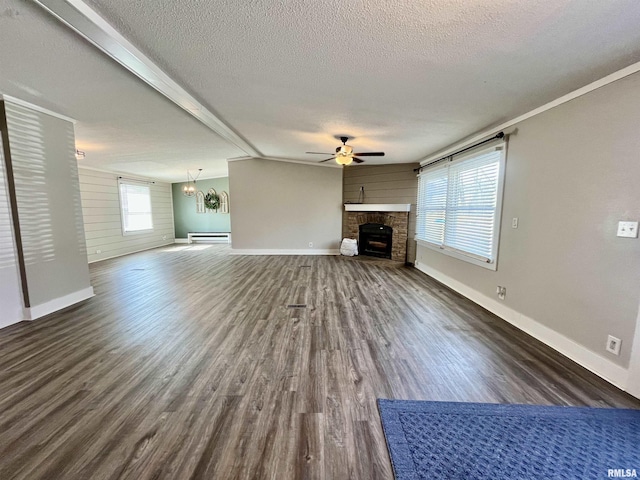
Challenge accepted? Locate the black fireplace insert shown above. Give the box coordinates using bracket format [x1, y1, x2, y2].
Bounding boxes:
[359, 223, 393, 259]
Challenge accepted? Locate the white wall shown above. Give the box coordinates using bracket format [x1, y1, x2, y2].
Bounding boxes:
[416, 72, 640, 389]
[228, 159, 342, 253]
[78, 168, 175, 263]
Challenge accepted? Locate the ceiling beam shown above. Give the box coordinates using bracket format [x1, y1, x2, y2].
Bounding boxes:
[33, 0, 262, 158]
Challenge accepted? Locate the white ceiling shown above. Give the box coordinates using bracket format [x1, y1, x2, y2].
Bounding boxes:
[2, 0, 640, 182]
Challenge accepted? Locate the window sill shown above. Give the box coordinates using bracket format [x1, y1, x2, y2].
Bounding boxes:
[416, 239, 497, 271]
[122, 228, 154, 236]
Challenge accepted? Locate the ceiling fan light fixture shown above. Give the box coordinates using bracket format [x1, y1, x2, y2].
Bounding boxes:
[336, 155, 353, 166]
[341, 145, 353, 156]
[311, 136, 383, 165]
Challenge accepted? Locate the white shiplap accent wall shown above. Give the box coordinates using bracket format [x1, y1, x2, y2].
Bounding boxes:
[78, 168, 175, 263]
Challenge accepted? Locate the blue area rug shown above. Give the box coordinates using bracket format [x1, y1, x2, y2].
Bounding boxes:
[377, 399, 640, 480]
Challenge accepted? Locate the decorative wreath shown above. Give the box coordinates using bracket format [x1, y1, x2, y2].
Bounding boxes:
[204, 192, 220, 210]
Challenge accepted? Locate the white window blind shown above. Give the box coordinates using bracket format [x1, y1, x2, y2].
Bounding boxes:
[119, 182, 153, 233]
[416, 145, 504, 267]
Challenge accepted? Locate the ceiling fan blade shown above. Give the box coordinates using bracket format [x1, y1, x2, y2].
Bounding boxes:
[318, 157, 336, 163]
[306, 152, 335, 155]
[352, 152, 385, 156]
[352, 157, 365, 163]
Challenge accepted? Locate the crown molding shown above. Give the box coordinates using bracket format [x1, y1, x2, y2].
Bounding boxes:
[226, 156, 254, 162]
[261, 156, 343, 168]
[77, 165, 167, 183]
[419, 60, 640, 166]
[0, 94, 76, 123]
[227, 156, 342, 169]
[194, 174, 229, 181]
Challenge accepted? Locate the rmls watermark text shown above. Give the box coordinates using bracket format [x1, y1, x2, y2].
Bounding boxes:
[608, 469, 638, 478]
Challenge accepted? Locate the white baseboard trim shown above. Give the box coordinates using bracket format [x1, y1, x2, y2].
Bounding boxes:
[174, 238, 189, 244]
[24, 286, 95, 321]
[414, 261, 630, 392]
[88, 241, 175, 263]
[231, 248, 340, 256]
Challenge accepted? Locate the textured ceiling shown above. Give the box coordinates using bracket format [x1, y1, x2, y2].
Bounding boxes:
[3, 0, 640, 180]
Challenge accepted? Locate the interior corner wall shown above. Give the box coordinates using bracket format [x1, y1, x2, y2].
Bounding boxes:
[78, 168, 175, 263]
[343, 163, 419, 263]
[0, 132, 24, 328]
[628, 303, 640, 398]
[1, 99, 93, 320]
[228, 159, 342, 252]
[416, 72, 640, 376]
[171, 177, 231, 238]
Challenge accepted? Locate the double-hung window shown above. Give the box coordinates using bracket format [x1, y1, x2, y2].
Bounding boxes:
[416, 142, 506, 270]
[119, 180, 153, 234]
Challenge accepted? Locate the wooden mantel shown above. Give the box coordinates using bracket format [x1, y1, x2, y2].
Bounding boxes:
[344, 203, 411, 212]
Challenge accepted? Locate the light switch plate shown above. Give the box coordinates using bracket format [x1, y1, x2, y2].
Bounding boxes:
[617, 221, 638, 238]
[512, 217, 518, 229]
[606, 335, 621, 355]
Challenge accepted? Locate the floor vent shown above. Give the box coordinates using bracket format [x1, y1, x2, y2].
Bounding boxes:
[287, 304, 307, 308]
[299, 265, 311, 268]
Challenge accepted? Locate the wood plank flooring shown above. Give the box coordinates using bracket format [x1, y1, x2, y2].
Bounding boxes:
[0, 244, 638, 479]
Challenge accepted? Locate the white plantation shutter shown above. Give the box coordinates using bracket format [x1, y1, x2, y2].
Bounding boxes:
[416, 144, 504, 267]
[119, 182, 153, 233]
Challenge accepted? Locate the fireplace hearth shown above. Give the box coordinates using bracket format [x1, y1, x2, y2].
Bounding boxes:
[359, 223, 393, 259]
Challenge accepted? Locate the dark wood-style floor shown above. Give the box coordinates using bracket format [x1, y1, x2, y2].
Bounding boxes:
[1, 245, 638, 479]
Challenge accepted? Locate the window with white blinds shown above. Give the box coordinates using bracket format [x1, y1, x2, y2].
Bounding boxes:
[119, 181, 153, 234]
[416, 144, 505, 269]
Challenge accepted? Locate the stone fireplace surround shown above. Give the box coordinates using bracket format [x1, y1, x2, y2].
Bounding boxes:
[345, 206, 410, 262]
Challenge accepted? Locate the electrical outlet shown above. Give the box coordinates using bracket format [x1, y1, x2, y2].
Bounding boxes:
[617, 221, 638, 238]
[496, 286, 506, 300]
[96, 249, 101, 254]
[512, 217, 519, 229]
[162, 235, 167, 240]
[606, 335, 621, 355]
[308, 242, 313, 248]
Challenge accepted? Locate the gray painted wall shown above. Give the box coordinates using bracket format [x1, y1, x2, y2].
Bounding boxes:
[3, 100, 91, 308]
[172, 177, 230, 238]
[416, 72, 640, 368]
[78, 168, 174, 263]
[343, 163, 419, 263]
[228, 159, 342, 251]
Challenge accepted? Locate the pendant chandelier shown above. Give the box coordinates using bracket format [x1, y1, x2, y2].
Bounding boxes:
[182, 168, 202, 197]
